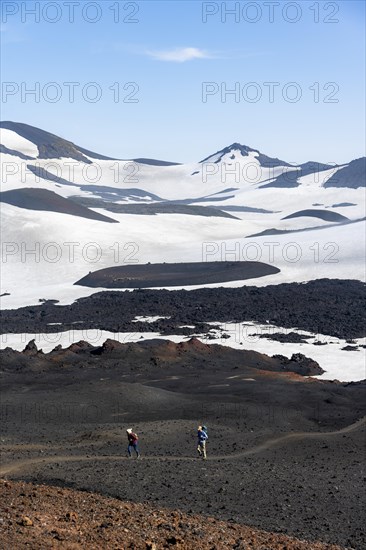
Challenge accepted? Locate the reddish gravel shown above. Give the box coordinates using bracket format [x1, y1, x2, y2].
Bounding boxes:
[0, 479, 346, 550]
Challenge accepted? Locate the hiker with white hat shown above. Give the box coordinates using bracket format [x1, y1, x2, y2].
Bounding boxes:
[126, 428, 140, 458]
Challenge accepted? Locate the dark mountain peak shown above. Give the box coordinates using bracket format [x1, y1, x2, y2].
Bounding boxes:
[200, 142, 292, 168]
[200, 143, 253, 163]
[225, 142, 254, 153]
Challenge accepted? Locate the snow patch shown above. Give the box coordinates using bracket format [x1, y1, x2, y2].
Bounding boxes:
[0, 128, 39, 158]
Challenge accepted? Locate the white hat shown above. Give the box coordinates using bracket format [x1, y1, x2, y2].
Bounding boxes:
[126, 428, 132, 433]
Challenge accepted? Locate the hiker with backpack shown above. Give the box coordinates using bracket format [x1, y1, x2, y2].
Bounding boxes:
[197, 425, 208, 459]
[126, 428, 140, 458]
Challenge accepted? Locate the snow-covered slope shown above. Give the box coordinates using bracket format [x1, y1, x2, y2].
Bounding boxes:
[1, 200, 365, 309]
[0, 128, 39, 159]
[1, 121, 365, 309]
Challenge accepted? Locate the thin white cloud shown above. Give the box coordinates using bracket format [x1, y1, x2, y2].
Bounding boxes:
[0, 23, 27, 44]
[146, 47, 212, 62]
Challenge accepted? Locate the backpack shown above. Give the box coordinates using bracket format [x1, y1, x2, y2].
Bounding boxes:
[199, 427, 208, 441]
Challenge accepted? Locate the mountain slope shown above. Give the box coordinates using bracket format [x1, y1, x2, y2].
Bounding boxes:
[0, 121, 181, 166]
[324, 157, 366, 188]
[0, 121, 111, 163]
[0, 188, 118, 223]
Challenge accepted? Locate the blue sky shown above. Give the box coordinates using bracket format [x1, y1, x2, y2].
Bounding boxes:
[1, 0, 365, 163]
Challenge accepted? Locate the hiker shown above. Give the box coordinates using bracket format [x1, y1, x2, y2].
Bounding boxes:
[126, 428, 140, 458]
[197, 425, 208, 459]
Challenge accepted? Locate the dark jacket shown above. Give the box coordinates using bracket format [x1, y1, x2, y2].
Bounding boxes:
[128, 432, 138, 445]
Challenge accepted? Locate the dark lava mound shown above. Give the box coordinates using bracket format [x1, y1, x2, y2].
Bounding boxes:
[74, 261, 280, 288]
